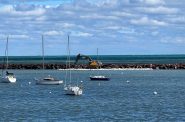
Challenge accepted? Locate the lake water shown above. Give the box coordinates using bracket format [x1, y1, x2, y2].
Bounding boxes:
[1, 55, 185, 64]
[0, 70, 185, 121]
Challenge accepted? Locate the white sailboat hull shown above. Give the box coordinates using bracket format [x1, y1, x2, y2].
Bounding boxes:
[1, 76, 16, 83]
[35, 79, 63, 85]
[64, 86, 83, 95]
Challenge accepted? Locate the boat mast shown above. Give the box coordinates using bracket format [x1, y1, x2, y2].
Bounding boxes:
[97, 48, 99, 62]
[42, 35, 45, 71]
[97, 48, 100, 69]
[67, 34, 71, 84]
[1, 37, 8, 75]
[6, 36, 9, 69]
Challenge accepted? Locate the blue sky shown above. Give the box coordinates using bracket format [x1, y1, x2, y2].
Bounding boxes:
[0, 0, 185, 56]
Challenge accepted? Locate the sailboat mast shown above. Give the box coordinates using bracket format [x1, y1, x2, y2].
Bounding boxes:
[97, 48, 101, 69]
[97, 48, 99, 61]
[1, 36, 8, 75]
[68, 35, 71, 83]
[6, 36, 9, 69]
[42, 35, 45, 71]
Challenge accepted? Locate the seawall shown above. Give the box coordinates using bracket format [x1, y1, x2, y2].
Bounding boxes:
[0, 63, 185, 69]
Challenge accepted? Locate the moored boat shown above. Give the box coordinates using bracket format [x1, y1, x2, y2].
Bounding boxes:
[89, 48, 110, 81]
[35, 75, 63, 85]
[1, 36, 16, 83]
[35, 35, 63, 85]
[64, 85, 83, 95]
[64, 34, 83, 96]
[90, 75, 110, 81]
[1, 72, 16, 83]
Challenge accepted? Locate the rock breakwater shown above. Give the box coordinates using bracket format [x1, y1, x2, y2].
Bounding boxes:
[0, 63, 185, 69]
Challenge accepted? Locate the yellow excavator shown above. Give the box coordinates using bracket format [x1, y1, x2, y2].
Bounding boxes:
[74, 54, 102, 69]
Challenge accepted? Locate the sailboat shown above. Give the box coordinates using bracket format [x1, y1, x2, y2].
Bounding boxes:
[35, 35, 63, 85]
[1, 36, 16, 83]
[89, 48, 110, 81]
[64, 35, 83, 95]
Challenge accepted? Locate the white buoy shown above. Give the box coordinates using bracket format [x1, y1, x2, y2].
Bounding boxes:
[126, 80, 130, 83]
[49, 91, 52, 94]
[28, 82, 31, 85]
[81, 81, 83, 83]
[153, 91, 158, 95]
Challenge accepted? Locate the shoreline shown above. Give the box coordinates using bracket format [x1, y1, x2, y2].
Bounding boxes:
[0, 63, 185, 70]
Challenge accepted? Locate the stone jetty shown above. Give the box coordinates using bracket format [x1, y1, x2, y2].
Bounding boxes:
[0, 63, 185, 69]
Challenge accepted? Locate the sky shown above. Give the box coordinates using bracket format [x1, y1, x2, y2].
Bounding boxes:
[0, 0, 185, 56]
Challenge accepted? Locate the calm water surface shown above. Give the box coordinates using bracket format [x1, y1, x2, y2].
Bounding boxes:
[0, 70, 185, 121]
[1, 55, 185, 64]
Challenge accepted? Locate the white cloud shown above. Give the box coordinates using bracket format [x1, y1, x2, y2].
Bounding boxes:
[0, 34, 29, 39]
[0, 5, 14, 13]
[138, 6, 179, 14]
[103, 26, 121, 30]
[129, 0, 165, 5]
[118, 27, 136, 34]
[161, 37, 185, 44]
[143, 0, 165, 5]
[44, 31, 64, 36]
[72, 31, 93, 37]
[80, 14, 119, 20]
[36, 16, 47, 21]
[111, 11, 134, 17]
[10, 34, 29, 39]
[14, 8, 45, 16]
[169, 16, 185, 24]
[88, 0, 125, 8]
[130, 17, 167, 26]
[0, 5, 46, 16]
[0, 34, 8, 39]
[63, 23, 75, 28]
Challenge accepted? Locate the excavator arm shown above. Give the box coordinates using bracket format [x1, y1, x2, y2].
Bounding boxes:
[75, 54, 92, 64]
[74, 54, 102, 68]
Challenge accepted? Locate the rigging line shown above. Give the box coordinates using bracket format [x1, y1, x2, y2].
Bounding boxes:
[1, 38, 7, 76]
[1, 57, 4, 76]
[64, 42, 69, 86]
[68, 34, 72, 84]
[97, 48, 98, 61]
[41, 35, 46, 79]
[97, 48, 99, 75]
[42, 35, 45, 71]
[64, 60, 68, 86]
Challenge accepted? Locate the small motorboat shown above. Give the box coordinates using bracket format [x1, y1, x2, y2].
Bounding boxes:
[90, 75, 110, 81]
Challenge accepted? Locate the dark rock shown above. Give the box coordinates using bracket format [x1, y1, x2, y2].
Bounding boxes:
[0, 63, 185, 69]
